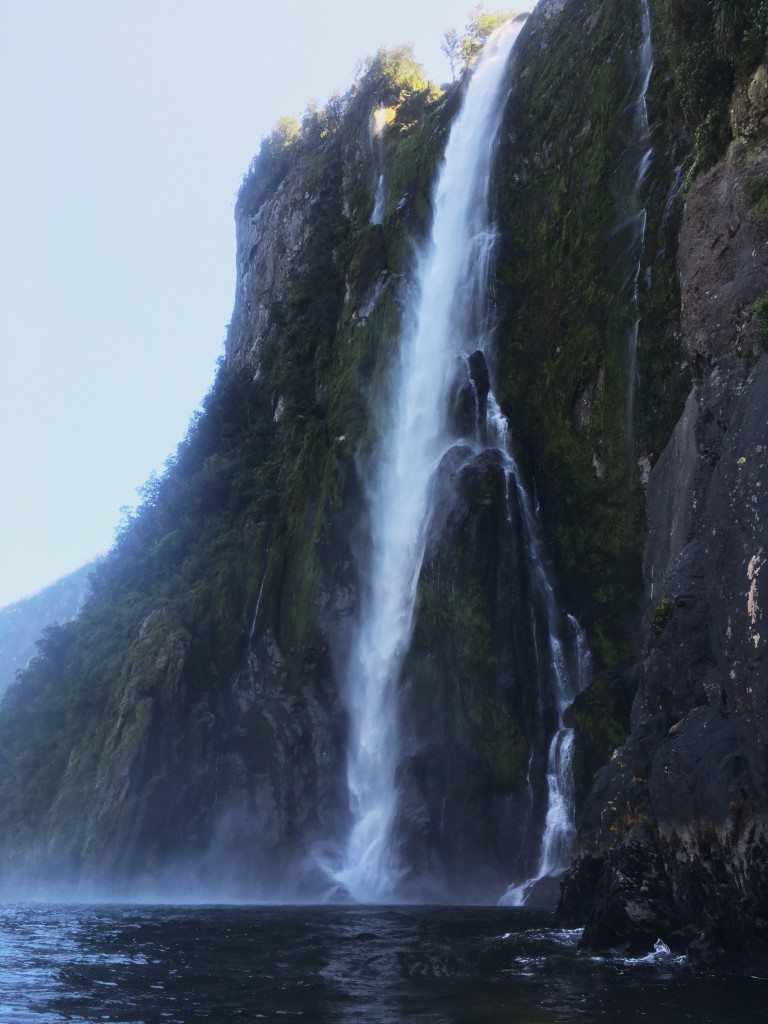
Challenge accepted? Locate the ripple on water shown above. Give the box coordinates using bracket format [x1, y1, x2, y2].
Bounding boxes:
[0, 904, 765, 1024]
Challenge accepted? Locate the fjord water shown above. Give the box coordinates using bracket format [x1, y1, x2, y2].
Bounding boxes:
[338, 20, 528, 900]
[2, 903, 765, 1024]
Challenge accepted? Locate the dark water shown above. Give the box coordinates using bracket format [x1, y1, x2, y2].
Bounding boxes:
[1, 904, 766, 1023]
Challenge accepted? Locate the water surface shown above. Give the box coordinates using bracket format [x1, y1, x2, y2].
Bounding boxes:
[1, 904, 765, 1023]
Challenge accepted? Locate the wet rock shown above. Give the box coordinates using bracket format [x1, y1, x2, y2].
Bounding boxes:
[393, 447, 557, 898]
[561, 141, 768, 969]
[467, 349, 490, 423]
[678, 143, 768, 363]
[731, 65, 768, 141]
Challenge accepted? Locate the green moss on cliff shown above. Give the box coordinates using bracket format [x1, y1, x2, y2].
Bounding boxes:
[405, 564, 528, 794]
[493, 0, 652, 671]
[655, 0, 768, 182]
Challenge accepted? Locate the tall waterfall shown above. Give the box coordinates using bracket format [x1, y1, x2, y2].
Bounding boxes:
[337, 21, 527, 902]
[337, 16, 589, 904]
[625, 0, 654, 460]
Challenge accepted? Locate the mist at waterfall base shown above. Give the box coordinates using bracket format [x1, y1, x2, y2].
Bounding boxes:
[4, 904, 766, 1024]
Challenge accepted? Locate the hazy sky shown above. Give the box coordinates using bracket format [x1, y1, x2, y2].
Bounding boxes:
[0, 0, 482, 609]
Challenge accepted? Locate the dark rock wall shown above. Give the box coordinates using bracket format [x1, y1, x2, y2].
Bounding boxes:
[560, 107, 768, 965]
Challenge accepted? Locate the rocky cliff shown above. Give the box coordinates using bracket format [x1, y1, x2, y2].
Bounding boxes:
[0, 0, 766, 963]
[557, 0, 768, 969]
[0, 51, 475, 896]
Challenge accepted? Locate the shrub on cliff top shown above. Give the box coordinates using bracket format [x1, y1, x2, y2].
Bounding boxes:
[235, 116, 303, 219]
[353, 45, 430, 105]
[442, 5, 521, 77]
[236, 43, 436, 220]
[460, 4, 517, 66]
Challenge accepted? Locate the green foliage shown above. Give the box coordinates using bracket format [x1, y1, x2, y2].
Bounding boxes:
[754, 293, 768, 330]
[460, 4, 517, 66]
[659, 0, 768, 183]
[442, 28, 462, 82]
[236, 116, 303, 219]
[236, 45, 437, 222]
[493, 0, 653, 670]
[354, 44, 431, 104]
[406, 566, 528, 794]
[651, 596, 673, 636]
[710, 0, 753, 57]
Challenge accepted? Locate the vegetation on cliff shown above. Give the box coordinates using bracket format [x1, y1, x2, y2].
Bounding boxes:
[0, 47, 456, 877]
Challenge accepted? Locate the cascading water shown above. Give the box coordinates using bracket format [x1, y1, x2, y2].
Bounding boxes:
[483, 390, 592, 907]
[499, 602, 591, 906]
[370, 106, 388, 226]
[337, 16, 589, 904]
[624, 0, 654, 461]
[371, 174, 386, 226]
[337, 21, 528, 902]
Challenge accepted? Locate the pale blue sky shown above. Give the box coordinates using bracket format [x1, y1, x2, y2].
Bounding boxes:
[0, 0, 485, 608]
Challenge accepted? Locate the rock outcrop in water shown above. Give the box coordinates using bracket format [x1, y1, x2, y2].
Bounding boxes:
[0, 0, 767, 965]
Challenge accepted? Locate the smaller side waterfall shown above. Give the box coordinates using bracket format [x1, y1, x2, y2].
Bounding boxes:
[370, 106, 388, 225]
[625, 0, 654, 460]
[500, 614, 592, 905]
[488, 403, 592, 907]
[371, 174, 385, 226]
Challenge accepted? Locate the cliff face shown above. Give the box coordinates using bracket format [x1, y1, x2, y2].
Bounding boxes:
[560, 125, 768, 966]
[0, 0, 766, 958]
[0, 81, 389, 892]
[0, 55, 519, 897]
[556, 4, 768, 965]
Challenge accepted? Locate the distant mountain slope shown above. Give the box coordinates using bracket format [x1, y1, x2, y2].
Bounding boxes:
[0, 564, 95, 695]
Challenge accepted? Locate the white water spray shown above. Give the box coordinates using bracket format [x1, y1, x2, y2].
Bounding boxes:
[337, 21, 526, 901]
[500, 609, 591, 906]
[371, 174, 386, 226]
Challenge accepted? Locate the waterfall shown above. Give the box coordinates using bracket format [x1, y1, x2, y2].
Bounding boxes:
[337, 21, 527, 902]
[625, 0, 654, 461]
[371, 174, 386, 226]
[486, 394, 591, 907]
[370, 107, 388, 226]
[500, 609, 591, 906]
